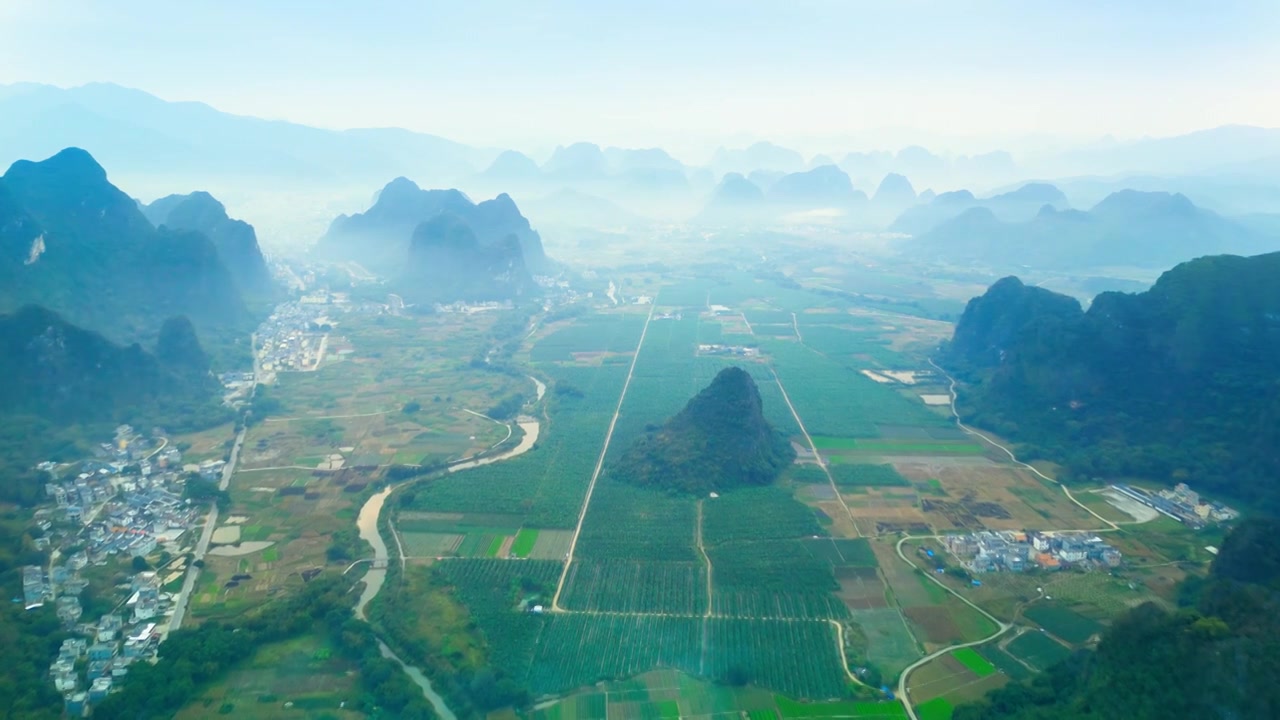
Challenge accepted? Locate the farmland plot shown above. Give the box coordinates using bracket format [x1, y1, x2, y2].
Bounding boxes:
[529, 615, 702, 695]
[561, 560, 708, 615]
[705, 619, 849, 700]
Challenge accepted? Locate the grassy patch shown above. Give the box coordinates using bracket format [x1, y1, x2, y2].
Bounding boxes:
[916, 697, 953, 720]
[511, 528, 540, 558]
[1023, 603, 1105, 645]
[949, 648, 996, 677]
[1007, 631, 1072, 671]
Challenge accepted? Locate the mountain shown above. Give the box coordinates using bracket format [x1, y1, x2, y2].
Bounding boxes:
[478, 150, 543, 185]
[1051, 124, 1280, 177]
[543, 142, 608, 180]
[521, 188, 646, 228]
[609, 366, 795, 494]
[143, 191, 276, 300]
[901, 189, 1269, 269]
[890, 183, 1068, 236]
[0, 305, 226, 504]
[942, 253, 1280, 510]
[697, 173, 766, 224]
[766, 165, 865, 207]
[956, 517, 1280, 720]
[402, 213, 533, 304]
[0, 82, 491, 188]
[710, 142, 806, 175]
[871, 173, 917, 207]
[317, 177, 548, 275]
[0, 148, 249, 346]
[603, 147, 684, 174]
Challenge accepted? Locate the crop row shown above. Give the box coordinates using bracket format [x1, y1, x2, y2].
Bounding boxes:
[575, 481, 699, 561]
[560, 559, 708, 615]
[528, 615, 703, 695]
[529, 313, 650, 362]
[703, 485, 825, 544]
[704, 619, 849, 700]
[711, 590, 850, 620]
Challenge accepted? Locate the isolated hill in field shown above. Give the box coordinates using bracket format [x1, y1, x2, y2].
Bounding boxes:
[904, 189, 1274, 269]
[943, 252, 1280, 511]
[610, 366, 795, 494]
[317, 177, 548, 275]
[872, 173, 917, 207]
[401, 212, 534, 304]
[0, 147, 249, 345]
[144, 191, 276, 300]
[890, 182, 1068, 235]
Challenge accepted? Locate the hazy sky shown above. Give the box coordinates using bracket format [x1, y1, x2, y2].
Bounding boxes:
[2, 0, 1278, 160]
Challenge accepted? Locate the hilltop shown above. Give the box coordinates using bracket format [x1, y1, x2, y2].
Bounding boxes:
[609, 367, 795, 494]
[402, 213, 534, 303]
[902, 189, 1273, 269]
[0, 148, 250, 347]
[143, 191, 277, 300]
[317, 177, 548, 275]
[942, 252, 1280, 510]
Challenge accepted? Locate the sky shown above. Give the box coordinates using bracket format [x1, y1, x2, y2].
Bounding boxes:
[2, 0, 1278, 161]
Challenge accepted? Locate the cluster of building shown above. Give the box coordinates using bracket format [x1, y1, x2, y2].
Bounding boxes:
[256, 300, 335, 373]
[1111, 483, 1238, 529]
[696, 343, 761, 358]
[23, 425, 212, 713]
[49, 572, 168, 715]
[941, 530, 1123, 573]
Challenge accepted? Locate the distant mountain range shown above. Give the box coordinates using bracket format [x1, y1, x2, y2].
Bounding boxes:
[890, 182, 1070, 235]
[0, 148, 251, 347]
[900, 188, 1276, 270]
[143, 191, 277, 301]
[943, 252, 1280, 511]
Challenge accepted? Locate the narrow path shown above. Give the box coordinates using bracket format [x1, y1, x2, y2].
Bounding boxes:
[770, 367, 861, 537]
[894, 535, 1012, 720]
[264, 409, 394, 422]
[695, 500, 713, 618]
[927, 359, 1118, 531]
[791, 312, 802, 342]
[551, 302, 658, 610]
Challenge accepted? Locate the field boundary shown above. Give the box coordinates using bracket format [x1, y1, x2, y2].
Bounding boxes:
[551, 302, 658, 610]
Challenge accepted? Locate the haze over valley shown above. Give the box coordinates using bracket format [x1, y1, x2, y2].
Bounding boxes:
[3, 3, 1280, 720]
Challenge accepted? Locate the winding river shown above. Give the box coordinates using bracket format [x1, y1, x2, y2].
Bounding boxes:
[351, 375, 546, 718]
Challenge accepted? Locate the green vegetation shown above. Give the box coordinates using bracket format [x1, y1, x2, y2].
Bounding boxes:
[609, 366, 795, 494]
[95, 576, 435, 720]
[1022, 604, 1103, 645]
[775, 695, 908, 719]
[510, 528, 539, 558]
[1004, 632, 1070, 671]
[944, 256, 1280, 512]
[561, 560, 707, 614]
[917, 697, 954, 720]
[950, 648, 996, 677]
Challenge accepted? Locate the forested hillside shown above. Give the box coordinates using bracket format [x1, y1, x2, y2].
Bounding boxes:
[942, 252, 1280, 511]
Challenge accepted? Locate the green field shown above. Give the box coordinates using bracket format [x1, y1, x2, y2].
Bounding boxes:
[511, 528, 540, 558]
[950, 648, 996, 677]
[1007, 631, 1072, 670]
[775, 695, 908, 719]
[1023, 603, 1105, 644]
[916, 697, 954, 720]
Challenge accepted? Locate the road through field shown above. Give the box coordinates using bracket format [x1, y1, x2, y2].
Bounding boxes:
[927, 359, 1118, 532]
[769, 367, 861, 537]
[551, 301, 657, 610]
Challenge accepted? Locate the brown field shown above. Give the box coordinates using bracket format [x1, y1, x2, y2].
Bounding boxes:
[835, 566, 889, 610]
[895, 464, 1099, 532]
[904, 606, 963, 645]
[906, 653, 1007, 704]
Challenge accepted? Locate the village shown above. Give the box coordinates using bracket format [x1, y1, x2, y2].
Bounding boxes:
[23, 423, 226, 711]
[939, 530, 1123, 574]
